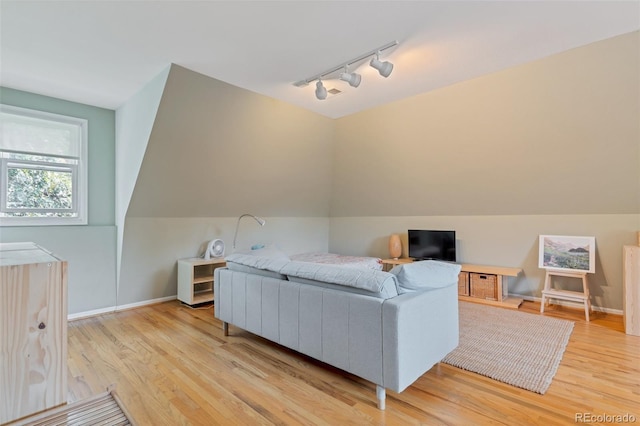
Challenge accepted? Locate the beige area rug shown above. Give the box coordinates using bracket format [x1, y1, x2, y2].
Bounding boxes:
[442, 302, 574, 394]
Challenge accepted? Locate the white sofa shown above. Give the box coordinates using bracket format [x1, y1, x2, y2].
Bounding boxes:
[214, 253, 461, 409]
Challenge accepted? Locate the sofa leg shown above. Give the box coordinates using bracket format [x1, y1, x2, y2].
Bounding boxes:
[376, 385, 386, 410]
[223, 321, 229, 336]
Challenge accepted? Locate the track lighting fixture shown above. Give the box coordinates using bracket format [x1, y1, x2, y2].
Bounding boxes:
[293, 40, 397, 100]
[370, 52, 394, 78]
[339, 67, 361, 88]
[315, 80, 327, 100]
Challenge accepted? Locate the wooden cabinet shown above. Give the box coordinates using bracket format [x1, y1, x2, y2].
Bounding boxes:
[0, 242, 67, 424]
[623, 245, 640, 336]
[459, 264, 523, 309]
[177, 258, 226, 306]
[381, 258, 523, 309]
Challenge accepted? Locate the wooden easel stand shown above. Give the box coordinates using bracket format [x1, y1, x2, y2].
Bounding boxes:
[540, 269, 591, 321]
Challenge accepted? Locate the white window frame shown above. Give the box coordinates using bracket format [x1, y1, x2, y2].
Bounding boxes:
[0, 104, 88, 226]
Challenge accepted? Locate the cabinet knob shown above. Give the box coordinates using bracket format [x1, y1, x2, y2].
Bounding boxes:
[38, 322, 46, 330]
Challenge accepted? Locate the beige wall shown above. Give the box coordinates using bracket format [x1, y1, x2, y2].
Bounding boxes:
[330, 32, 639, 311]
[127, 64, 334, 218]
[118, 217, 329, 306]
[329, 214, 637, 311]
[116, 33, 638, 311]
[332, 31, 639, 216]
[118, 65, 335, 305]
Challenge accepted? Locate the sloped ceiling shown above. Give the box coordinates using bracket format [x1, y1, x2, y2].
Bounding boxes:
[1, 1, 638, 118]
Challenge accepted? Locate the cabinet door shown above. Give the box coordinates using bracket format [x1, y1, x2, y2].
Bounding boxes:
[0, 261, 67, 423]
[624, 246, 640, 336]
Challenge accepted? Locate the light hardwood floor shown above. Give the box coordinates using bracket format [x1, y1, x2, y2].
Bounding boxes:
[65, 301, 640, 425]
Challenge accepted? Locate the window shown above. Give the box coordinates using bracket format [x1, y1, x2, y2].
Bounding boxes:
[0, 104, 88, 226]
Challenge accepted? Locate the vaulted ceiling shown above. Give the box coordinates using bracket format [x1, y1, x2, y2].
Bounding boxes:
[1, 1, 638, 118]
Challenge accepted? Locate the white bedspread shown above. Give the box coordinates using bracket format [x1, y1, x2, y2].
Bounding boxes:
[290, 252, 382, 270]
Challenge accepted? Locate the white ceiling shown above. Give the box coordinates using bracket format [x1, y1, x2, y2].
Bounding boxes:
[1, 1, 638, 118]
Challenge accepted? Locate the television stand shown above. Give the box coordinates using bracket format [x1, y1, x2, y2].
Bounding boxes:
[380, 259, 523, 309]
[458, 264, 523, 309]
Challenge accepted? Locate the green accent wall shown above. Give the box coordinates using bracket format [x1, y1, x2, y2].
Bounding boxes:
[0, 87, 116, 225]
[0, 87, 117, 314]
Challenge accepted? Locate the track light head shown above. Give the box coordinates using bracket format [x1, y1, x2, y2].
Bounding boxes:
[315, 80, 327, 100]
[339, 70, 362, 88]
[370, 54, 394, 78]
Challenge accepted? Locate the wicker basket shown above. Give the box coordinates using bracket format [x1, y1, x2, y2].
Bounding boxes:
[470, 273, 498, 300]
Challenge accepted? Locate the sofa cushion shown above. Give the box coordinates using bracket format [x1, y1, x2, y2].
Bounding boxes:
[225, 253, 289, 280]
[390, 260, 462, 293]
[282, 261, 398, 299]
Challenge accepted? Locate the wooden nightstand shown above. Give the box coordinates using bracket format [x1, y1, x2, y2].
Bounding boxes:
[177, 257, 226, 305]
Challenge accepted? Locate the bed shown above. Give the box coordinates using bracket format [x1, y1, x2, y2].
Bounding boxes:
[290, 252, 382, 270]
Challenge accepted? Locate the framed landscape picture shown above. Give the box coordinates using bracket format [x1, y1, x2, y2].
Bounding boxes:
[538, 235, 596, 273]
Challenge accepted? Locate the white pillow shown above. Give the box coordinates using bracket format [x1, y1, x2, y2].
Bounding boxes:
[236, 245, 290, 260]
[390, 260, 462, 292]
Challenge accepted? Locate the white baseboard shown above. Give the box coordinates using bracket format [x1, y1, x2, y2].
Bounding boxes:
[68, 306, 117, 321]
[68, 293, 621, 320]
[515, 294, 623, 315]
[68, 295, 177, 321]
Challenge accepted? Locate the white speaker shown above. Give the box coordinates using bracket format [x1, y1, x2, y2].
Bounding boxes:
[204, 239, 225, 259]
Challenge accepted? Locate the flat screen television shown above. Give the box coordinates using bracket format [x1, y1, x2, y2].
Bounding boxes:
[408, 230, 456, 262]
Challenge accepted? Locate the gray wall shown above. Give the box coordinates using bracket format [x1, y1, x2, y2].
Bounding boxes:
[329, 31, 640, 310]
[0, 87, 117, 314]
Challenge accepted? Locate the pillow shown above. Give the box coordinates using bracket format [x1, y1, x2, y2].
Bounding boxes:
[235, 245, 290, 260]
[390, 260, 462, 293]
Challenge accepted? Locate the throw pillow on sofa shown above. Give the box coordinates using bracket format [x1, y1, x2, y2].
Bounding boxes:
[390, 260, 462, 293]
